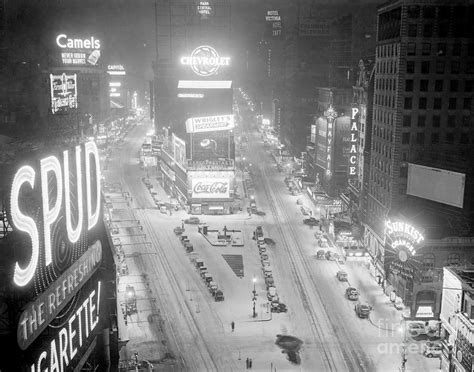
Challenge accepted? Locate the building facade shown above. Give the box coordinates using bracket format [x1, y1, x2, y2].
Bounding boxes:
[363, 0, 474, 319]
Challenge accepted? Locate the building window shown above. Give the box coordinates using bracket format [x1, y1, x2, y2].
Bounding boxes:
[438, 22, 449, 37]
[432, 115, 440, 127]
[446, 132, 454, 143]
[437, 43, 447, 56]
[466, 80, 474, 92]
[405, 79, 414, 91]
[423, 6, 435, 19]
[420, 80, 429, 91]
[434, 98, 442, 109]
[449, 98, 457, 110]
[421, 61, 430, 74]
[447, 253, 460, 266]
[407, 5, 420, 18]
[464, 98, 472, 110]
[402, 132, 410, 144]
[462, 115, 470, 127]
[460, 133, 469, 144]
[436, 61, 445, 74]
[431, 133, 439, 144]
[423, 24, 433, 37]
[407, 42, 416, 56]
[422, 43, 431, 55]
[435, 80, 443, 92]
[450, 80, 459, 92]
[403, 115, 411, 127]
[419, 97, 427, 109]
[407, 61, 415, 73]
[404, 97, 413, 109]
[452, 43, 462, 56]
[448, 115, 456, 127]
[423, 253, 435, 268]
[416, 132, 425, 144]
[408, 24, 418, 37]
[469, 43, 474, 57]
[451, 61, 460, 74]
[418, 115, 426, 127]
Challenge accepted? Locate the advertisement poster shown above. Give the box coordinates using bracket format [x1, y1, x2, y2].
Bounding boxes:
[191, 177, 230, 198]
[191, 130, 230, 160]
[55, 34, 102, 67]
[50, 73, 78, 113]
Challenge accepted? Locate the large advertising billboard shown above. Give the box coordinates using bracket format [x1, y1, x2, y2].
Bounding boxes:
[348, 107, 359, 178]
[185, 114, 234, 133]
[191, 130, 231, 161]
[188, 170, 234, 199]
[180, 45, 230, 77]
[0, 140, 115, 371]
[315, 117, 328, 170]
[407, 164, 466, 208]
[334, 116, 351, 173]
[55, 34, 102, 67]
[172, 133, 187, 168]
[50, 73, 78, 114]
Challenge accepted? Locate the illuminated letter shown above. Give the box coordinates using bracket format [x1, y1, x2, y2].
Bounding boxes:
[36, 351, 47, 372]
[56, 34, 67, 48]
[58, 327, 69, 371]
[41, 156, 63, 266]
[63, 147, 83, 243]
[351, 107, 359, 119]
[84, 141, 101, 230]
[11, 165, 40, 287]
[50, 339, 60, 372]
[350, 155, 357, 164]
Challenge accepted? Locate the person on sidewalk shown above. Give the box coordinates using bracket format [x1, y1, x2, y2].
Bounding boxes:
[249, 358, 252, 369]
[246, 358, 249, 369]
[231, 321, 235, 332]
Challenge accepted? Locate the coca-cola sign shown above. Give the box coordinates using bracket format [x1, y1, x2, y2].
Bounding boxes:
[191, 178, 230, 198]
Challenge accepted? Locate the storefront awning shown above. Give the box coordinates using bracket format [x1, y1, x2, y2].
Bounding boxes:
[209, 206, 224, 210]
[415, 305, 434, 318]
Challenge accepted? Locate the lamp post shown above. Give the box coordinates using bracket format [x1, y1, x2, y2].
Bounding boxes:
[252, 277, 257, 318]
[399, 319, 408, 372]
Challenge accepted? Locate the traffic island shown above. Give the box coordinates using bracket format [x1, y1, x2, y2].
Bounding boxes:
[198, 225, 244, 247]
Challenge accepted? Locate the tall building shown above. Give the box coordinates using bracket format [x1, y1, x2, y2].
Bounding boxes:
[364, 0, 474, 320]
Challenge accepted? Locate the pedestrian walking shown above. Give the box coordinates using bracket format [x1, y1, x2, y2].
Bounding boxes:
[249, 358, 252, 369]
[231, 321, 235, 332]
[246, 358, 249, 369]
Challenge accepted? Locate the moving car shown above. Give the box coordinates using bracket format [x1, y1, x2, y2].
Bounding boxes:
[337, 271, 348, 281]
[423, 341, 442, 358]
[271, 302, 288, 313]
[184, 216, 200, 224]
[355, 303, 372, 318]
[303, 217, 319, 226]
[346, 287, 359, 301]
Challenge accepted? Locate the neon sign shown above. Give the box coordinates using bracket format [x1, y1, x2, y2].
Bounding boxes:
[349, 106, 359, 177]
[180, 46, 230, 77]
[9, 141, 101, 287]
[385, 220, 424, 261]
[191, 178, 230, 198]
[50, 73, 78, 114]
[56, 34, 101, 49]
[185, 114, 234, 133]
[324, 106, 337, 177]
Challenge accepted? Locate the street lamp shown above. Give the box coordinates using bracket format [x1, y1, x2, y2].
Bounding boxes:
[252, 277, 257, 318]
[398, 320, 408, 371]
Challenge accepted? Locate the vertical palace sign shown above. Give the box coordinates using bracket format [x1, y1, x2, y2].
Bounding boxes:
[348, 106, 359, 177]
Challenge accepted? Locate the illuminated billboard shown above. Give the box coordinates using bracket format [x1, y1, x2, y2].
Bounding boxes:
[385, 220, 424, 262]
[0, 140, 116, 370]
[180, 45, 230, 77]
[56, 34, 101, 66]
[407, 164, 465, 208]
[50, 73, 78, 113]
[188, 170, 234, 199]
[172, 133, 187, 168]
[315, 117, 327, 170]
[191, 130, 231, 161]
[186, 114, 234, 133]
[348, 107, 359, 178]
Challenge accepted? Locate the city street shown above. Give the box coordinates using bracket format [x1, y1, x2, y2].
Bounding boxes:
[100, 115, 442, 371]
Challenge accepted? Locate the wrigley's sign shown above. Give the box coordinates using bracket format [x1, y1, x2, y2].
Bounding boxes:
[186, 114, 234, 133]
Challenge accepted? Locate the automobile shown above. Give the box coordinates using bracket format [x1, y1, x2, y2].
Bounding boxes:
[184, 217, 201, 224]
[214, 290, 225, 302]
[112, 237, 121, 246]
[303, 217, 319, 226]
[110, 224, 119, 234]
[194, 258, 204, 268]
[355, 302, 372, 318]
[255, 226, 263, 236]
[257, 236, 265, 244]
[265, 277, 275, 288]
[184, 243, 194, 253]
[160, 205, 167, 214]
[423, 341, 442, 358]
[316, 250, 326, 260]
[208, 281, 218, 295]
[407, 322, 428, 337]
[296, 198, 303, 205]
[260, 253, 269, 261]
[267, 286, 278, 301]
[271, 302, 288, 313]
[300, 206, 310, 215]
[337, 270, 348, 281]
[180, 234, 188, 242]
[344, 246, 370, 258]
[261, 259, 271, 267]
[173, 226, 183, 235]
[199, 267, 208, 277]
[346, 287, 359, 301]
[291, 190, 301, 196]
[203, 273, 213, 284]
[325, 251, 338, 261]
[263, 267, 273, 278]
[259, 246, 267, 253]
[257, 241, 267, 248]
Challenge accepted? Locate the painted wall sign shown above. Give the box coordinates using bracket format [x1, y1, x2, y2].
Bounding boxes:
[180, 46, 230, 77]
[349, 106, 359, 177]
[186, 114, 234, 133]
[50, 73, 78, 114]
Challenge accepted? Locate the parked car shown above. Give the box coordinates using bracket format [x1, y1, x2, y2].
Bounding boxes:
[174, 226, 183, 235]
[408, 322, 429, 337]
[159, 205, 167, 214]
[263, 267, 273, 278]
[303, 217, 319, 226]
[346, 287, 359, 301]
[255, 226, 263, 237]
[184, 243, 194, 253]
[300, 206, 310, 215]
[112, 237, 121, 246]
[337, 271, 348, 281]
[203, 273, 213, 284]
[194, 258, 204, 268]
[208, 282, 218, 295]
[259, 246, 267, 253]
[265, 277, 275, 288]
[257, 236, 265, 244]
[261, 259, 271, 267]
[423, 341, 442, 358]
[184, 216, 200, 224]
[260, 253, 269, 261]
[271, 302, 288, 313]
[296, 198, 303, 205]
[267, 286, 278, 301]
[355, 302, 372, 318]
[325, 251, 338, 261]
[214, 290, 225, 301]
[316, 250, 326, 260]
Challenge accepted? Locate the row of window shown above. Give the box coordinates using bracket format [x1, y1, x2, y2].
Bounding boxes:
[376, 59, 397, 75]
[422, 252, 469, 268]
[377, 43, 398, 58]
[405, 59, 471, 74]
[374, 93, 396, 108]
[403, 114, 471, 128]
[405, 79, 474, 93]
[401, 131, 470, 145]
[403, 96, 471, 110]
